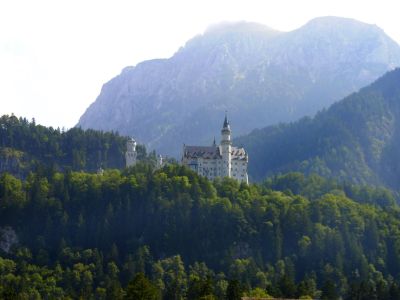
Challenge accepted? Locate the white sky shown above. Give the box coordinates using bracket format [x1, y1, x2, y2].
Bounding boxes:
[1, 0, 399, 129]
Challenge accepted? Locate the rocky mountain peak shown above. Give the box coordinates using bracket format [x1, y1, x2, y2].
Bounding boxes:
[78, 17, 400, 157]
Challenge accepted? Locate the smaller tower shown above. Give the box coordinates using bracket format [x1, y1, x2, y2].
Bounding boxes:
[97, 166, 104, 176]
[157, 154, 163, 169]
[220, 113, 232, 178]
[125, 137, 137, 168]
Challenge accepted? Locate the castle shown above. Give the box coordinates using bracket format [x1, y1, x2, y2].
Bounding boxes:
[125, 137, 137, 167]
[126, 115, 248, 183]
[182, 115, 248, 183]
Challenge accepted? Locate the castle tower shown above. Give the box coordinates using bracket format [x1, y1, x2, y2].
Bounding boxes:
[156, 154, 163, 169]
[125, 137, 137, 167]
[220, 113, 232, 178]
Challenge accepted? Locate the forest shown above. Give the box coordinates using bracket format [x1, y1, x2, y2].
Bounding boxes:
[0, 114, 149, 176]
[1, 162, 400, 299]
[237, 68, 400, 190]
[2, 112, 400, 299]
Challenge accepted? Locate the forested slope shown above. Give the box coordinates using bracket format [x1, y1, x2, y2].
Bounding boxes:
[237, 68, 400, 189]
[0, 115, 149, 177]
[1, 165, 400, 299]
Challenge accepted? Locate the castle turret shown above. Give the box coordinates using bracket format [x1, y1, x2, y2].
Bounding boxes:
[220, 113, 232, 178]
[125, 137, 137, 167]
[157, 154, 163, 169]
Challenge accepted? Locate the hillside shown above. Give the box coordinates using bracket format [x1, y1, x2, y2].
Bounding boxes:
[77, 17, 400, 156]
[236, 68, 400, 188]
[0, 115, 149, 176]
[1, 165, 399, 299]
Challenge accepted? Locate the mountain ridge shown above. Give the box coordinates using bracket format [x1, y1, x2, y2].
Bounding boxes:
[78, 16, 400, 157]
[236, 67, 400, 189]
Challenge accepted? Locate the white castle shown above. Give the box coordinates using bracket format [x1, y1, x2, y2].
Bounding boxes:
[182, 115, 249, 183]
[125, 137, 137, 167]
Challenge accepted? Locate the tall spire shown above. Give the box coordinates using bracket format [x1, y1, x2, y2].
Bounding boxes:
[220, 111, 232, 178]
[223, 111, 229, 128]
[221, 112, 232, 145]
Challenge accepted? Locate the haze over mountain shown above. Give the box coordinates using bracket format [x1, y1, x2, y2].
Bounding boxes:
[236, 68, 400, 189]
[78, 16, 400, 156]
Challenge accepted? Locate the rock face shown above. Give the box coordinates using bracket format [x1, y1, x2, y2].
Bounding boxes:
[77, 17, 400, 157]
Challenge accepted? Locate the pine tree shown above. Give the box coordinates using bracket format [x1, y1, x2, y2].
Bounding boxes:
[125, 273, 159, 300]
[226, 279, 242, 300]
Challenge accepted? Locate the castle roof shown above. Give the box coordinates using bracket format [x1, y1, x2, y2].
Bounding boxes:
[183, 145, 247, 160]
[222, 113, 231, 132]
[231, 147, 247, 161]
[223, 114, 229, 128]
[183, 145, 221, 159]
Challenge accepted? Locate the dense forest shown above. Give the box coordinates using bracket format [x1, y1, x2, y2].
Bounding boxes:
[0, 114, 150, 177]
[1, 163, 400, 299]
[3, 68, 400, 298]
[237, 68, 400, 189]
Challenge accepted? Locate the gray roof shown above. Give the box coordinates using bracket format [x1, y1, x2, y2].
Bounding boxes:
[183, 145, 247, 160]
[183, 146, 221, 159]
[223, 114, 229, 128]
[231, 147, 247, 160]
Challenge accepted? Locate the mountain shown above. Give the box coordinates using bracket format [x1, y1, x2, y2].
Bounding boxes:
[78, 17, 400, 157]
[236, 68, 400, 189]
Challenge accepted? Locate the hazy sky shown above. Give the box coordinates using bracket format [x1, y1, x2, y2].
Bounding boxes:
[1, 0, 400, 129]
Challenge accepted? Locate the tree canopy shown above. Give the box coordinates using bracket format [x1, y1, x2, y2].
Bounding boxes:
[1, 163, 400, 298]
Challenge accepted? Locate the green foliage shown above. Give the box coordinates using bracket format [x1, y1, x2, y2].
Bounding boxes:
[226, 279, 242, 300]
[244, 287, 270, 298]
[1, 165, 400, 298]
[264, 172, 396, 206]
[237, 68, 400, 191]
[0, 114, 151, 176]
[321, 280, 339, 300]
[125, 273, 160, 300]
